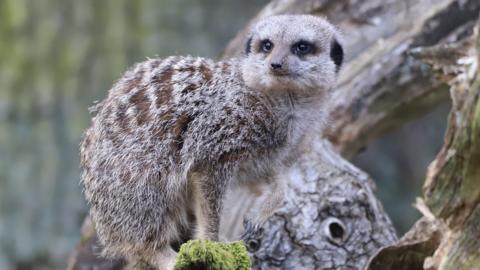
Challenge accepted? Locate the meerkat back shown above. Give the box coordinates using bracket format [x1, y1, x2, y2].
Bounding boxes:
[80, 14, 343, 269]
[80, 54, 276, 267]
[81, 56, 223, 262]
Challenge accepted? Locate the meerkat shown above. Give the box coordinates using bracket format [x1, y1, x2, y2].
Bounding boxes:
[80, 15, 343, 269]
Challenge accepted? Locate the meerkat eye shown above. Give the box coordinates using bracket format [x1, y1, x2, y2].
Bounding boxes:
[259, 39, 273, 53]
[292, 41, 315, 56]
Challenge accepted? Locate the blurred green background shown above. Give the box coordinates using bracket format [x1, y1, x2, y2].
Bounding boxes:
[0, 0, 448, 269]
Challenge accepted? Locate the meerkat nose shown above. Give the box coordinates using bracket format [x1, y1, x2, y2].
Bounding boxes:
[270, 63, 282, 70]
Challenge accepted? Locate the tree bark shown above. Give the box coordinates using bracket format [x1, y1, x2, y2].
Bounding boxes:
[416, 20, 480, 270]
[221, 1, 480, 269]
[366, 18, 480, 270]
[239, 140, 397, 269]
[68, 0, 480, 269]
[222, 0, 480, 158]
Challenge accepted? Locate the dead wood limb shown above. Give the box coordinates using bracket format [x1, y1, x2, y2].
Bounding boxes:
[367, 16, 480, 270]
[222, 0, 480, 158]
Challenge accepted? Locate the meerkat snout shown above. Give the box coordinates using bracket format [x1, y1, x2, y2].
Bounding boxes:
[270, 62, 282, 70]
[242, 15, 343, 94]
[268, 49, 289, 76]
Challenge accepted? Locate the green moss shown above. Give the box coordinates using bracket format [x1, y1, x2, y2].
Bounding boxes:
[174, 240, 251, 270]
[132, 240, 251, 270]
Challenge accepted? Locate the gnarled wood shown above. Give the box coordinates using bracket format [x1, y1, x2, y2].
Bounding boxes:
[367, 17, 480, 270]
[241, 139, 397, 269]
[222, 0, 480, 158]
[420, 20, 480, 270]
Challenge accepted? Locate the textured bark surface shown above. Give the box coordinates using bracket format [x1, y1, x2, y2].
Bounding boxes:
[419, 21, 480, 270]
[367, 18, 480, 270]
[366, 216, 445, 270]
[68, 0, 480, 269]
[221, 0, 480, 269]
[222, 0, 480, 158]
[241, 140, 397, 269]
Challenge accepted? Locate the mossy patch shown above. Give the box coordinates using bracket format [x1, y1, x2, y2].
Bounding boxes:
[174, 240, 251, 270]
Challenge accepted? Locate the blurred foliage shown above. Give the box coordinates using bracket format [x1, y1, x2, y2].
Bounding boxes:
[0, 0, 267, 269]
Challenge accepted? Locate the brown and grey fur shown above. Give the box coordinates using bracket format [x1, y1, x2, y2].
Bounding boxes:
[80, 15, 344, 269]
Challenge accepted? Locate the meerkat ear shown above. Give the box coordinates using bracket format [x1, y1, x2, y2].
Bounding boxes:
[330, 39, 344, 72]
[245, 36, 253, 55]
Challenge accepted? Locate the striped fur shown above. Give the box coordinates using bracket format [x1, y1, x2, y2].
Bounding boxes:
[80, 15, 342, 269]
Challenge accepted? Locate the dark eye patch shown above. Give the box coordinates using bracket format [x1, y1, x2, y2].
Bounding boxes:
[259, 39, 274, 53]
[291, 40, 316, 56]
[330, 39, 344, 72]
[245, 37, 253, 55]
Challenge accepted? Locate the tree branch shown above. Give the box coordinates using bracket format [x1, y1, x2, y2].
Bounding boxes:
[367, 16, 480, 270]
[222, 0, 480, 158]
[420, 19, 480, 270]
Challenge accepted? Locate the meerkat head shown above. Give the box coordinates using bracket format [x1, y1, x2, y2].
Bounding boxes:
[241, 15, 343, 96]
